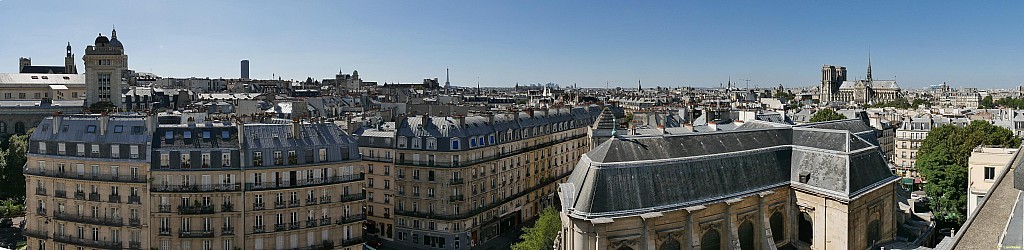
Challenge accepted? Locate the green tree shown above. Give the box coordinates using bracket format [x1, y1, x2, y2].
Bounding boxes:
[512, 207, 562, 250]
[0, 128, 31, 199]
[88, 101, 116, 113]
[809, 109, 847, 123]
[917, 121, 1020, 225]
[980, 96, 994, 109]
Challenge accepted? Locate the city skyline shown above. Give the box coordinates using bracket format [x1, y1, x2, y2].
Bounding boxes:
[2, 1, 1023, 89]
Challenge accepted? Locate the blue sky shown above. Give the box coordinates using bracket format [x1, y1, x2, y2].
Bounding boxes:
[1, 1, 1021, 89]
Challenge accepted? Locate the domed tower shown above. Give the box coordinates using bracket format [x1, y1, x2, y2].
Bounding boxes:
[64, 42, 77, 74]
[84, 31, 129, 107]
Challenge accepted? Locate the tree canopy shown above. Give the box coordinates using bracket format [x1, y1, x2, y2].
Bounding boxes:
[512, 207, 561, 250]
[88, 101, 116, 114]
[0, 128, 31, 199]
[809, 109, 847, 123]
[916, 121, 1020, 225]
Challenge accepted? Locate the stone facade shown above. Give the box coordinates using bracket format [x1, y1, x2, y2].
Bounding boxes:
[84, 29, 129, 107]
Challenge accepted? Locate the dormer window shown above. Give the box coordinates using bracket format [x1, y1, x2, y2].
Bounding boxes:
[113, 125, 123, 133]
[221, 131, 230, 139]
[202, 131, 211, 139]
[86, 125, 97, 133]
[470, 138, 477, 148]
[398, 137, 407, 148]
[451, 139, 460, 150]
[411, 138, 421, 149]
[183, 131, 192, 139]
[164, 131, 173, 140]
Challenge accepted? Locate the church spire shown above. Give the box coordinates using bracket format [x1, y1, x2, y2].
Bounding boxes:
[66, 42, 72, 56]
[866, 48, 873, 82]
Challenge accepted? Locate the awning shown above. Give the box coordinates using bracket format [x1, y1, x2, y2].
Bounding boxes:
[902, 178, 915, 185]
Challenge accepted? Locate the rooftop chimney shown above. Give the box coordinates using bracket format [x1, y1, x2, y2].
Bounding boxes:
[291, 117, 301, 139]
[52, 112, 62, 134]
[482, 112, 495, 124]
[455, 114, 466, 128]
[99, 112, 109, 135]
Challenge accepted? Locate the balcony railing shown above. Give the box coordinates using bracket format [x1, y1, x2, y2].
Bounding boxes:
[449, 194, 464, 202]
[159, 228, 171, 236]
[274, 200, 286, 209]
[158, 204, 172, 213]
[361, 155, 393, 162]
[306, 220, 317, 228]
[177, 205, 215, 214]
[23, 168, 146, 183]
[289, 200, 301, 207]
[340, 193, 365, 202]
[222, 203, 234, 212]
[74, 191, 85, 200]
[150, 183, 242, 192]
[52, 234, 122, 249]
[36, 207, 47, 215]
[221, 227, 234, 236]
[35, 187, 47, 196]
[289, 222, 300, 230]
[395, 134, 585, 168]
[450, 178, 465, 185]
[88, 192, 101, 202]
[306, 197, 318, 206]
[244, 173, 364, 191]
[253, 202, 265, 210]
[55, 190, 67, 198]
[320, 217, 332, 226]
[23, 229, 48, 239]
[252, 225, 266, 233]
[336, 214, 366, 224]
[178, 230, 214, 238]
[108, 194, 121, 203]
[319, 196, 332, 204]
[129, 241, 141, 250]
[341, 236, 365, 247]
[54, 213, 122, 227]
[128, 195, 141, 204]
[129, 218, 141, 226]
[274, 223, 286, 232]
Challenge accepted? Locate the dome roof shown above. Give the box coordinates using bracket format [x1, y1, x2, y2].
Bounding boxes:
[94, 34, 109, 45]
[110, 37, 123, 47]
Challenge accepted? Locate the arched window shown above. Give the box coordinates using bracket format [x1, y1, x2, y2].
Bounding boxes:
[770, 211, 785, 243]
[659, 239, 681, 250]
[739, 220, 755, 250]
[799, 212, 814, 245]
[701, 228, 721, 250]
[14, 122, 26, 134]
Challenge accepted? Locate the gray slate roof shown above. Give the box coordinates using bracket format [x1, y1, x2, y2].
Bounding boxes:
[561, 120, 897, 219]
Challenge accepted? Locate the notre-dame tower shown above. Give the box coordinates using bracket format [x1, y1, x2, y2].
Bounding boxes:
[819, 65, 846, 103]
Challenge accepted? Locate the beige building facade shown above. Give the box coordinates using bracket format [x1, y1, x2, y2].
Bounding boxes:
[966, 146, 1018, 218]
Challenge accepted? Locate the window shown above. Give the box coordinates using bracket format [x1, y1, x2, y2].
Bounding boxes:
[221, 130, 230, 139]
[222, 152, 231, 167]
[184, 131, 192, 139]
[165, 131, 174, 140]
[451, 139, 460, 150]
[86, 125, 96, 133]
[76, 144, 85, 156]
[130, 145, 139, 158]
[319, 149, 327, 161]
[984, 167, 996, 181]
[253, 152, 263, 166]
[202, 131, 211, 139]
[58, 143, 65, 155]
[113, 125, 124, 133]
[38, 142, 46, 154]
[160, 154, 169, 168]
[111, 145, 120, 158]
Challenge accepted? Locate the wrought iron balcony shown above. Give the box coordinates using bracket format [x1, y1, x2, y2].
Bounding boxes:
[129, 217, 141, 226]
[128, 241, 141, 250]
[158, 204, 172, 213]
[306, 219, 317, 228]
[306, 197, 318, 206]
[221, 227, 234, 236]
[289, 222, 300, 230]
[127, 195, 141, 204]
[341, 236, 365, 247]
[54, 213, 122, 227]
[449, 194, 464, 202]
[222, 202, 234, 212]
[252, 225, 266, 233]
[320, 217, 332, 226]
[253, 202, 265, 210]
[244, 173, 364, 191]
[336, 214, 366, 224]
[177, 204, 215, 215]
[289, 199, 301, 207]
[35, 187, 47, 196]
[319, 196, 332, 204]
[74, 190, 85, 200]
[150, 183, 242, 192]
[159, 228, 171, 236]
[108, 194, 121, 203]
[54, 190, 67, 198]
[274, 223, 286, 232]
[23, 229, 48, 239]
[178, 230, 214, 238]
[340, 193, 365, 202]
[274, 200, 286, 209]
[449, 177, 465, 185]
[52, 233, 122, 249]
[36, 207, 47, 216]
